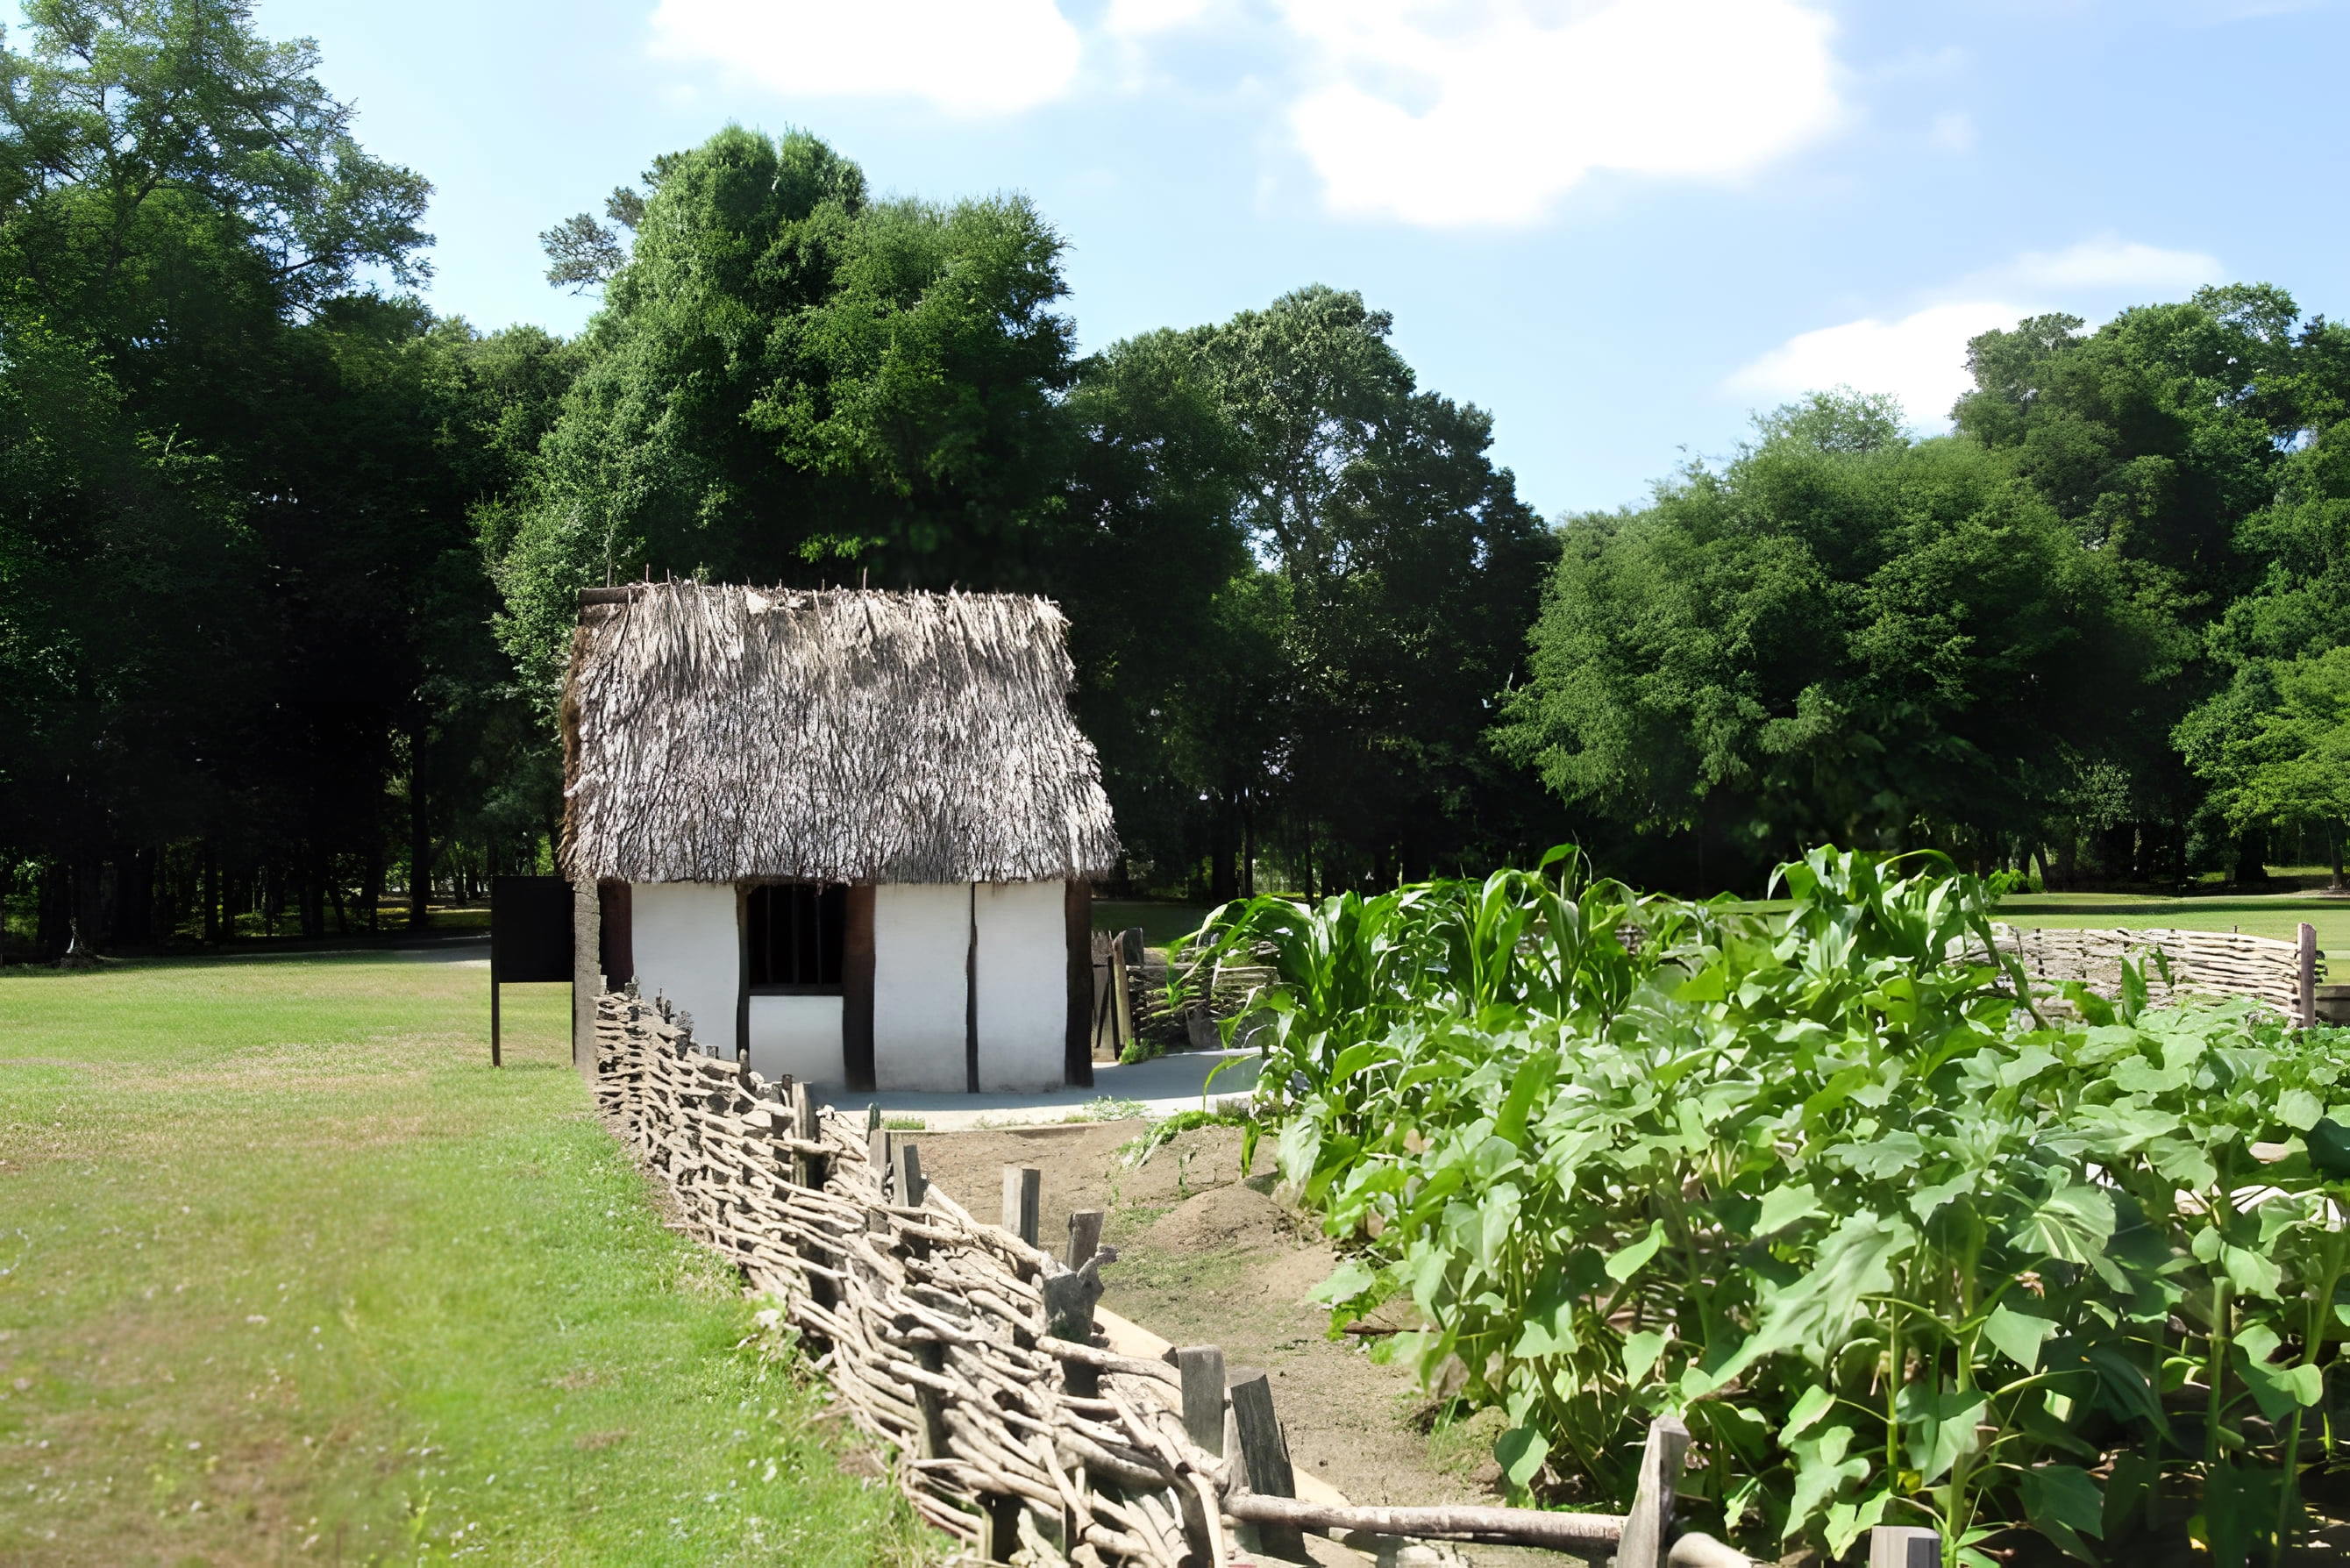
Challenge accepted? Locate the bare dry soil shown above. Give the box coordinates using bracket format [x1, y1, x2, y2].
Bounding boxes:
[912, 1118, 1575, 1568]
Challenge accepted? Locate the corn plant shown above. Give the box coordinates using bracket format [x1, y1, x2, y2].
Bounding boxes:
[1186, 847, 2350, 1568]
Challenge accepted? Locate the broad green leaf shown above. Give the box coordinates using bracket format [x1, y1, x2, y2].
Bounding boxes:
[1998, 1046, 2061, 1087]
[1275, 1116, 1323, 1189]
[1756, 1183, 1823, 1237]
[1725, 1214, 1914, 1379]
[1822, 1486, 1894, 1557]
[2277, 1087, 2323, 1132]
[1983, 1301, 2059, 1372]
[1307, 1258, 1378, 1306]
[2218, 1241, 2282, 1299]
[2308, 1118, 2350, 1180]
[2085, 1344, 2169, 1435]
[2020, 1464, 2105, 1562]
[1898, 1385, 1987, 1484]
[1494, 1425, 1549, 1490]
[1780, 1383, 1836, 1444]
[1605, 1220, 1667, 1282]
[2234, 1321, 2324, 1420]
[1492, 1048, 1557, 1147]
[1837, 1131, 1926, 1179]
[1620, 1329, 1668, 1383]
[1782, 1422, 1866, 1543]
[2009, 1184, 2114, 1266]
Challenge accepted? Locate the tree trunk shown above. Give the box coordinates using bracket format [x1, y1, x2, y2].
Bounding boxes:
[299, 846, 325, 939]
[408, 732, 432, 930]
[36, 862, 68, 958]
[1207, 796, 1237, 904]
[2330, 823, 2345, 894]
[1239, 795, 1256, 900]
[198, 845, 219, 944]
[2233, 829, 2267, 887]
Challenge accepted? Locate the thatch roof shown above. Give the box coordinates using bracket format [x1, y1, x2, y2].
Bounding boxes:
[562, 584, 1119, 885]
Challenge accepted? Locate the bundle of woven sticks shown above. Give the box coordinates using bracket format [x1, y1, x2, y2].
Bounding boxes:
[593, 991, 1243, 1567]
[1984, 923, 2308, 1018]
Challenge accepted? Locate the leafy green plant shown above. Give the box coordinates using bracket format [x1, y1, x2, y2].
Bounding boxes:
[1188, 847, 2350, 1567]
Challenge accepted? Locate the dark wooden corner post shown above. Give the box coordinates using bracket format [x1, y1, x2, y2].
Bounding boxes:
[734, 882, 751, 1064]
[1065, 878, 1094, 1088]
[2300, 921, 2318, 1030]
[844, 885, 877, 1093]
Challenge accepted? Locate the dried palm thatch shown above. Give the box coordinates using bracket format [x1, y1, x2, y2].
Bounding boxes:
[563, 583, 1119, 885]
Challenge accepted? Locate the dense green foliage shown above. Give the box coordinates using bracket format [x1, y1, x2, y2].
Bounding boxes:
[0, 0, 571, 946]
[5, 2, 2346, 955]
[1195, 854, 2350, 1564]
[1501, 396, 2156, 869]
[1511, 289, 2350, 893]
[502, 162, 1557, 900]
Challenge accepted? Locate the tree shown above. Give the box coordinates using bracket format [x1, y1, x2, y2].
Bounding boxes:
[494, 125, 1078, 704]
[2177, 402, 2350, 883]
[1499, 393, 2154, 885]
[2183, 648, 2350, 887]
[1124, 285, 1556, 896]
[1953, 284, 2348, 881]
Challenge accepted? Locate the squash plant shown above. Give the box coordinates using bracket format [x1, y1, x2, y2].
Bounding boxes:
[1186, 848, 2350, 1567]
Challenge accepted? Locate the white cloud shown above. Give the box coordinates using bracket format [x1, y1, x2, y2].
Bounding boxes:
[1723, 301, 2030, 425]
[1278, 0, 1844, 226]
[647, 0, 1082, 116]
[1991, 238, 2225, 294]
[1103, 0, 1215, 35]
[1724, 237, 2231, 427]
[1929, 111, 1976, 153]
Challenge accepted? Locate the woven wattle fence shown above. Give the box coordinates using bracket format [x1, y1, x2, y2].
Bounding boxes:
[591, 987, 1723, 1568]
[1988, 923, 2320, 1023]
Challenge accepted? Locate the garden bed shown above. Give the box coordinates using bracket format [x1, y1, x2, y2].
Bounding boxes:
[910, 1118, 1577, 1566]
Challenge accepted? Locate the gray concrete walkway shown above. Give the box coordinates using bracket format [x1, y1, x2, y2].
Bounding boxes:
[813, 1048, 1260, 1130]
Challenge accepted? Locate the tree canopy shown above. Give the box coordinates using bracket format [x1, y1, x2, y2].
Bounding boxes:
[1500, 393, 2154, 881]
[6, 0, 2350, 956]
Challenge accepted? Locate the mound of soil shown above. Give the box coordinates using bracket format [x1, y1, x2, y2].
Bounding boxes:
[1146, 1181, 1292, 1253]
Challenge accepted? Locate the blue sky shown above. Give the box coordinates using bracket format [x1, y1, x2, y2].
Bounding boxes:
[253, 0, 2346, 518]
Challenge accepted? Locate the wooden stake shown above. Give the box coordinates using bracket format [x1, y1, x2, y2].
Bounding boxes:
[1178, 1345, 1226, 1457]
[2299, 921, 2318, 1030]
[1066, 1208, 1104, 1269]
[1869, 1525, 1939, 1568]
[1618, 1415, 1691, 1568]
[1002, 1165, 1042, 1248]
[1227, 1371, 1305, 1560]
[980, 1496, 1024, 1564]
[914, 1340, 950, 1458]
[894, 1141, 927, 1208]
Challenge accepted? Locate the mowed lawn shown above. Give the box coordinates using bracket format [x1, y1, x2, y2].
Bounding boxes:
[1996, 888, 2350, 956]
[0, 948, 934, 1566]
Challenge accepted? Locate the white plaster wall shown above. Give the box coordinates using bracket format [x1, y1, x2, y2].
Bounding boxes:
[975, 880, 1067, 1092]
[872, 883, 972, 1091]
[748, 994, 843, 1087]
[630, 881, 738, 1057]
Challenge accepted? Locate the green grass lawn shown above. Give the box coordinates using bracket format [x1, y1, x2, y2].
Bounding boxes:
[1993, 888, 2350, 955]
[0, 950, 933, 1566]
[1091, 899, 1214, 951]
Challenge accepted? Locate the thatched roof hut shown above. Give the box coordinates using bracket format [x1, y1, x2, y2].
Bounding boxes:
[559, 581, 1117, 1097]
[563, 583, 1120, 886]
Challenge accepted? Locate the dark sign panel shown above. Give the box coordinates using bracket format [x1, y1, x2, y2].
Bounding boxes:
[491, 876, 573, 983]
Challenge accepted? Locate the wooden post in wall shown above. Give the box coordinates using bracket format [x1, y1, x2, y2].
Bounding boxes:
[2300, 921, 2319, 1029]
[1002, 1165, 1041, 1248]
[1065, 878, 1094, 1088]
[1227, 1370, 1305, 1561]
[1619, 1415, 1691, 1568]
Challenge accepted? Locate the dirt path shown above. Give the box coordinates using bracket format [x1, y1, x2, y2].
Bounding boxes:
[911, 1119, 1580, 1567]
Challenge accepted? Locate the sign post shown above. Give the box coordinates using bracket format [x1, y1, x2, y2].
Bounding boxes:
[489, 875, 574, 1066]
